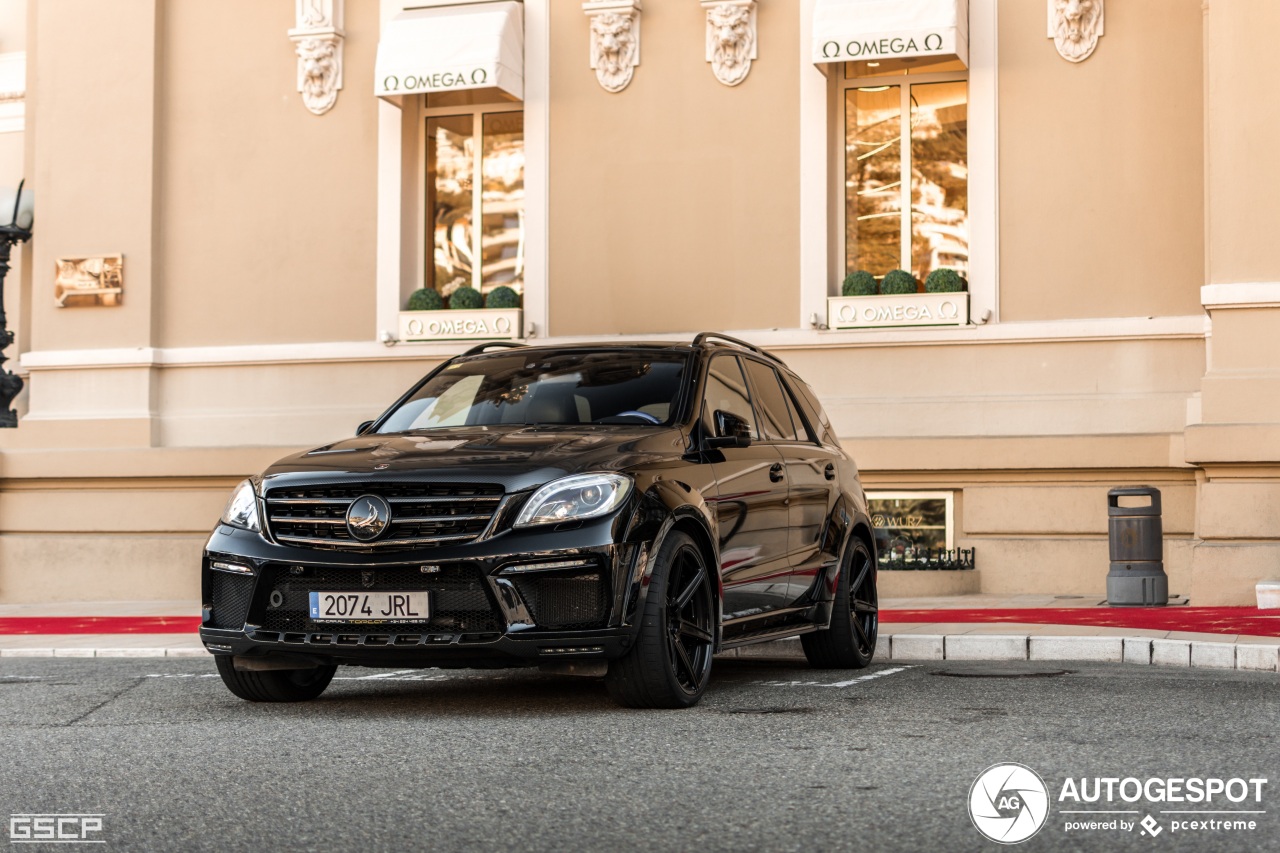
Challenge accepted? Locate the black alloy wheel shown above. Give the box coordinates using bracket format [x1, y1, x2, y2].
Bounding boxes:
[214, 656, 338, 702]
[606, 531, 715, 708]
[802, 537, 878, 669]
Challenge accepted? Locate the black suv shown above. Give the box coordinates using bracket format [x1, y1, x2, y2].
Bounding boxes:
[201, 333, 878, 708]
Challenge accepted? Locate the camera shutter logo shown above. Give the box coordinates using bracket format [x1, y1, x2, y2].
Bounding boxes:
[346, 494, 391, 542]
[969, 763, 1050, 844]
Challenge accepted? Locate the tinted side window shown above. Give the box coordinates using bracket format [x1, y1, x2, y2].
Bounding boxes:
[778, 377, 812, 443]
[742, 359, 800, 442]
[789, 378, 839, 447]
[703, 356, 759, 439]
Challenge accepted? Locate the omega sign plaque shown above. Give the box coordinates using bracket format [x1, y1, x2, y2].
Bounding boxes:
[398, 308, 522, 343]
[815, 29, 956, 63]
[827, 293, 969, 330]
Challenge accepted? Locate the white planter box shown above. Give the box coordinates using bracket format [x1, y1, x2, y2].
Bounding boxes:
[827, 293, 968, 330]
[398, 309, 522, 342]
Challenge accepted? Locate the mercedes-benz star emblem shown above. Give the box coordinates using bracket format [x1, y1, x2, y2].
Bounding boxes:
[346, 494, 391, 542]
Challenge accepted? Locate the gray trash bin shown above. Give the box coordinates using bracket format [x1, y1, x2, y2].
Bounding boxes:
[1106, 486, 1168, 606]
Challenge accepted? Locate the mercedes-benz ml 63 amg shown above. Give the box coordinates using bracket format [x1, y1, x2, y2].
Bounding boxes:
[201, 333, 878, 708]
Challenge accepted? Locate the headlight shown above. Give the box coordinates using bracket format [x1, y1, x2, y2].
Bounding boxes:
[220, 479, 261, 531]
[514, 474, 632, 527]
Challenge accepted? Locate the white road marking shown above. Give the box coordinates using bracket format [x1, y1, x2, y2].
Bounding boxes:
[758, 666, 916, 688]
[333, 672, 487, 682]
[345, 669, 421, 680]
[137, 671, 484, 682]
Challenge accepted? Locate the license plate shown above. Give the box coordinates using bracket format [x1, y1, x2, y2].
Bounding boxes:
[308, 591, 430, 623]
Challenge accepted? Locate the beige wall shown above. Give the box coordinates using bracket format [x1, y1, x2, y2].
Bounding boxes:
[155, 0, 379, 348]
[0, 0, 23, 51]
[779, 335, 1204, 440]
[1204, 0, 1280, 285]
[25, 0, 379, 354]
[7, 0, 1280, 607]
[997, 0, 1205, 322]
[549, 0, 800, 336]
[27, 0, 159, 352]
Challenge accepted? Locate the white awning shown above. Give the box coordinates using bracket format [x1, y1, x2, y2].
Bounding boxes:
[812, 0, 968, 67]
[375, 2, 524, 101]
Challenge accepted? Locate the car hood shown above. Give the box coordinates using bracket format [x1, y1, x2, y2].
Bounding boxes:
[259, 425, 689, 494]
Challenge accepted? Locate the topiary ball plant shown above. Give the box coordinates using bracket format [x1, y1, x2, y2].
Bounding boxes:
[406, 288, 444, 311]
[449, 285, 484, 310]
[880, 269, 919, 295]
[924, 268, 966, 293]
[842, 270, 878, 297]
[485, 285, 521, 309]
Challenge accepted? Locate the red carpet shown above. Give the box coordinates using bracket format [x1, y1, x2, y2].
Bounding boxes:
[0, 608, 1278, 636]
[882, 607, 1280, 637]
[0, 616, 203, 635]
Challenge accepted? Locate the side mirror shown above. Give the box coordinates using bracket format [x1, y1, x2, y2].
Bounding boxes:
[706, 410, 752, 449]
[356, 420, 375, 436]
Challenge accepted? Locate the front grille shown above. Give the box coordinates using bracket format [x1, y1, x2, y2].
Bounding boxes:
[256, 564, 502, 634]
[264, 483, 504, 551]
[209, 572, 255, 630]
[511, 572, 610, 630]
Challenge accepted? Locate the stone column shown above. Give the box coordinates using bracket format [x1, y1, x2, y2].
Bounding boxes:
[1185, 0, 1280, 604]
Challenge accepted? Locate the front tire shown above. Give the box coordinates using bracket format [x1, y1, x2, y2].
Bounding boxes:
[606, 531, 715, 709]
[215, 656, 337, 702]
[802, 537, 878, 669]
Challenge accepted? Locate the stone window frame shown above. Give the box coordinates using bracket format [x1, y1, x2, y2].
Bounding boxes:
[834, 63, 970, 288]
[376, 0, 549, 342]
[798, 0, 998, 329]
[417, 97, 527, 300]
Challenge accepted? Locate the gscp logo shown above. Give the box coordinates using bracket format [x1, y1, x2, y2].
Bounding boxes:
[969, 764, 1050, 844]
[9, 815, 104, 844]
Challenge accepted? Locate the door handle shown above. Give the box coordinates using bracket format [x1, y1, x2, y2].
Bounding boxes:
[824, 463, 836, 481]
[769, 463, 785, 483]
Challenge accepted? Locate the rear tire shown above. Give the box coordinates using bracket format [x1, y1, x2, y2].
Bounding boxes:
[215, 656, 337, 702]
[802, 537, 877, 669]
[606, 531, 715, 709]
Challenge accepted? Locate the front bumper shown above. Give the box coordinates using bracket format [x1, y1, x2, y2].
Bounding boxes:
[200, 523, 645, 669]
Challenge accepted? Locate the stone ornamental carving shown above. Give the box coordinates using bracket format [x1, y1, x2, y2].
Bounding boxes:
[582, 0, 642, 93]
[702, 1, 757, 87]
[1048, 0, 1103, 63]
[289, 0, 344, 114]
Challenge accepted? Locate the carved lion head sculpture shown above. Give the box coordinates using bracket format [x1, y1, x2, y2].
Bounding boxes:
[706, 4, 754, 86]
[296, 38, 339, 113]
[590, 12, 638, 91]
[1051, 0, 1103, 62]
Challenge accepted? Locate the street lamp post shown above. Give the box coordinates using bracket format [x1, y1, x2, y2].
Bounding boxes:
[0, 180, 33, 428]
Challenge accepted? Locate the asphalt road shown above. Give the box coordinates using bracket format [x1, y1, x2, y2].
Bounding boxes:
[1, 656, 1277, 852]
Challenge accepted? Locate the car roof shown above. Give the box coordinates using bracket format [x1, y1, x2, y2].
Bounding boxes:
[459, 335, 788, 367]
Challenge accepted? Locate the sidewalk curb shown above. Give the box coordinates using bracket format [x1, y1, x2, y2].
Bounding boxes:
[3, 634, 1279, 672]
[716, 634, 1280, 673]
[1, 647, 208, 659]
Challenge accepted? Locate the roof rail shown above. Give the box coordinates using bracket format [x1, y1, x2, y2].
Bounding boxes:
[691, 332, 785, 365]
[462, 341, 527, 357]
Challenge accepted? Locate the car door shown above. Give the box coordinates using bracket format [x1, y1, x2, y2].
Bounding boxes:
[702, 354, 793, 618]
[740, 359, 841, 604]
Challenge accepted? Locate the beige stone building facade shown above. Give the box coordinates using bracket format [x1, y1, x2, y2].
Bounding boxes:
[0, 0, 1277, 606]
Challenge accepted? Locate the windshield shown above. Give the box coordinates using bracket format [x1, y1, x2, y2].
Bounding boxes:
[376, 350, 689, 433]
